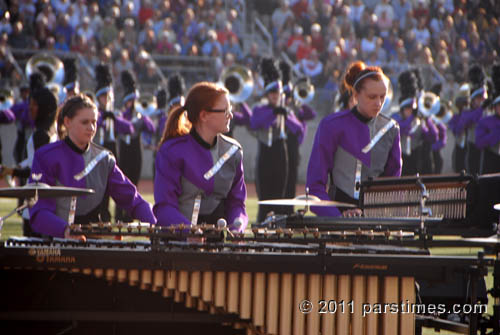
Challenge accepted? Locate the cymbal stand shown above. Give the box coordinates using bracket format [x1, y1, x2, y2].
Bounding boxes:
[0, 188, 38, 235]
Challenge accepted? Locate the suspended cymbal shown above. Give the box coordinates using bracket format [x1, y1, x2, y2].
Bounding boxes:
[258, 194, 355, 208]
[0, 183, 95, 198]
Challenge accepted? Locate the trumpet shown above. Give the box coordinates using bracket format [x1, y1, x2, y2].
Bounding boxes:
[219, 65, 254, 103]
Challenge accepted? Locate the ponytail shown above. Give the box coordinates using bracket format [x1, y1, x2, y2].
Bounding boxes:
[160, 105, 192, 144]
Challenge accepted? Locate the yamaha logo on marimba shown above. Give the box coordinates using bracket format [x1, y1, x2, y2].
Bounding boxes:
[352, 263, 388, 270]
[28, 247, 76, 264]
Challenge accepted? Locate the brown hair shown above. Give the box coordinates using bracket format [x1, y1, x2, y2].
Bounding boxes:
[343, 61, 385, 94]
[57, 94, 97, 138]
[160, 81, 228, 144]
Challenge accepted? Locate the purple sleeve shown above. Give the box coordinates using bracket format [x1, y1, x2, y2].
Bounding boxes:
[422, 118, 439, 143]
[0, 109, 15, 123]
[383, 127, 402, 177]
[108, 164, 156, 225]
[232, 102, 252, 127]
[11, 102, 27, 120]
[250, 105, 276, 130]
[306, 121, 342, 217]
[448, 114, 460, 135]
[456, 107, 484, 134]
[114, 115, 134, 135]
[297, 104, 316, 122]
[393, 113, 413, 136]
[432, 123, 447, 151]
[158, 115, 167, 138]
[225, 153, 248, 232]
[141, 115, 156, 134]
[286, 111, 306, 143]
[29, 151, 68, 237]
[475, 117, 500, 149]
[153, 146, 191, 226]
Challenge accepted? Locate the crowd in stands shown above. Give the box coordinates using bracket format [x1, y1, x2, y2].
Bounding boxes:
[256, 0, 500, 104]
[0, 0, 499, 108]
[0, 0, 247, 92]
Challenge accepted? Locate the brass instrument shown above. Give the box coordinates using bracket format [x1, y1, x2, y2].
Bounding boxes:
[25, 53, 66, 103]
[219, 65, 254, 103]
[134, 93, 157, 117]
[0, 88, 13, 110]
[418, 91, 441, 118]
[292, 78, 314, 105]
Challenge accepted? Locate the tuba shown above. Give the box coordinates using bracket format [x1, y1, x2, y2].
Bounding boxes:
[431, 100, 453, 125]
[25, 53, 66, 102]
[293, 78, 315, 105]
[418, 91, 441, 118]
[219, 65, 254, 103]
[0, 88, 14, 110]
[135, 93, 157, 117]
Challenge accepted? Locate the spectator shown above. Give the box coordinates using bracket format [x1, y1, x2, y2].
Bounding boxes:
[228, 8, 243, 38]
[296, 34, 312, 61]
[294, 48, 323, 85]
[99, 16, 119, 47]
[0, 12, 12, 35]
[54, 33, 69, 51]
[88, 3, 103, 33]
[217, 22, 237, 46]
[360, 28, 377, 59]
[142, 29, 156, 53]
[138, 19, 154, 44]
[139, 60, 160, 85]
[286, 25, 305, 59]
[201, 29, 222, 56]
[156, 30, 173, 54]
[310, 23, 324, 53]
[36, 4, 56, 32]
[67, 4, 81, 30]
[374, 0, 394, 26]
[71, 34, 87, 54]
[8, 21, 32, 49]
[413, 17, 431, 46]
[413, 0, 430, 23]
[392, 0, 412, 30]
[468, 31, 487, 62]
[323, 45, 342, 80]
[77, 17, 95, 42]
[291, 0, 309, 19]
[195, 22, 209, 47]
[138, 0, 154, 26]
[272, 1, 293, 38]
[223, 34, 243, 60]
[54, 13, 73, 47]
[114, 49, 134, 77]
[122, 18, 138, 50]
[214, 0, 227, 30]
[349, 0, 365, 33]
[243, 42, 261, 73]
[52, 0, 71, 14]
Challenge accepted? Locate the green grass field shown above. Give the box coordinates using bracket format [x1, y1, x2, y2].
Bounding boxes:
[0, 196, 494, 334]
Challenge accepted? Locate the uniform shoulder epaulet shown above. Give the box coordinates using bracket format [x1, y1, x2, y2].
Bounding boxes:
[219, 134, 242, 149]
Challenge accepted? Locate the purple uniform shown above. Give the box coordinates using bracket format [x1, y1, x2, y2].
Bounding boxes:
[476, 114, 500, 174]
[0, 108, 15, 123]
[154, 130, 247, 231]
[307, 108, 401, 217]
[29, 138, 156, 237]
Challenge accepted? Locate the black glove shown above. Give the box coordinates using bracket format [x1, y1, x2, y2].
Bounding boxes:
[481, 98, 492, 109]
[273, 106, 287, 116]
[103, 111, 115, 120]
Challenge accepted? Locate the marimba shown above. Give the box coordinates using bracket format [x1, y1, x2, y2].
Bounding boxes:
[0, 237, 491, 335]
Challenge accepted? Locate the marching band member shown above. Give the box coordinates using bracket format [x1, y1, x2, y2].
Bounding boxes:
[431, 105, 449, 174]
[448, 85, 469, 173]
[250, 58, 304, 223]
[94, 64, 133, 160]
[12, 80, 35, 166]
[158, 73, 186, 140]
[475, 64, 500, 174]
[116, 70, 155, 222]
[455, 65, 488, 175]
[392, 70, 438, 176]
[29, 94, 156, 239]
[1, 75, 59, 236]
[154, 82, 247, 231]
[62, 58, 79, 100]
[279, 60, 315, 208]
[306, 61, 401, 217]
[94, 64, 133, 222]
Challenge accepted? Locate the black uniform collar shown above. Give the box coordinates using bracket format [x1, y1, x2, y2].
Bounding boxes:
[64, 136, 89, 154]
[190, 128, 217, 149]
[351, 106, 373, 124]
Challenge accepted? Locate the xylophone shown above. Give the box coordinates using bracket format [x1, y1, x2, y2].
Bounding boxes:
[0, 235, 492, 335]
[358, 173, 500, 236]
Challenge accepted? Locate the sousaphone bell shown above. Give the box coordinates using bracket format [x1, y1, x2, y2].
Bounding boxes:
[219, 65, 254, 103]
